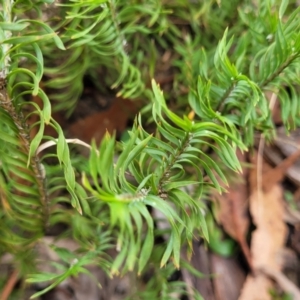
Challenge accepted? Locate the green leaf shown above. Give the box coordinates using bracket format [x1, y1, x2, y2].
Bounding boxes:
[38, 89, 51, 124]
[160, 232, 174, 267]
[111, 239, 129, 275]
[20, 19, 66, 50]
[279, 0, 289, 19]
[0, 22, 30, 31]
[163, 109, 192, 131]
[137, 204, 154, 274]
[172, 228, 181, 268]
[2, 33, 59, 45]
[0, 130, 19, 145]
[145, 195, 184, 228]
[71, 12, 107, 39]
[138, 226, 154, 274]
[96, 132, 116, 191]
[27, 272, 61, 283]
[76, 183, 91, 215]
[28, 117, 44, 163]
[163, 181, 199, 191]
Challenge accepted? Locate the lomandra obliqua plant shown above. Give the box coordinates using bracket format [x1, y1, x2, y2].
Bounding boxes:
[0, 0, 300, 298]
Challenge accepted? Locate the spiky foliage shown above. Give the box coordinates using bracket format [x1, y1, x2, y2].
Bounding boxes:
[0, 0, 95, 276]
[0, 0, 300, 299]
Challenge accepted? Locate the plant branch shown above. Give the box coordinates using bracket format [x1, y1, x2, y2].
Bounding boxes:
[37, 138, 96, 155]
[215, 81, 235, 112]
[0, 269, 19, 300]
[157, 131, 191, 196]
[0, 79, 49, 229]
[260, 53, 300, 88]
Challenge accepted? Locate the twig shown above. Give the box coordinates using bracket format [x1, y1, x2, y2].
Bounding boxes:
[37, 138, 98, 155]
[274, 137, 300, 149]
[263, 148, 300, 190]
[260, 266, 300, 299]
[37, 138, 137, 180]
[0, 269, 19, 300]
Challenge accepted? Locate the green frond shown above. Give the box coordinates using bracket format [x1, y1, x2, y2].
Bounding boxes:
[0, 106, 46, 246]
[80, 80, 246, 273]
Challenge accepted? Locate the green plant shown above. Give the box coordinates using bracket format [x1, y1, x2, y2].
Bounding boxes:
[0, 0, 299, 298]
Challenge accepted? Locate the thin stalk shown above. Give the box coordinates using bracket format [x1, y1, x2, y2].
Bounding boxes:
[215, 81, 235, 112]
[1, 0, 13, 76]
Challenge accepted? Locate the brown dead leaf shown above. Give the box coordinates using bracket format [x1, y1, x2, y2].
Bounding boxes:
[239, 153, 288, 300]
[249, 184, 286, 270]
[68, 97, 138, 146]
[189, 243, 216, 300]
[263, 148, 300, 191]
[291, 223, 300, 254]
[214, 150, 252, 269]
[264, 127, 300, 186]
[261, 266, 300, 299]
[211, 254, 246, 300]
[249, 153, 287, 271]
[239, 275, 272, 300]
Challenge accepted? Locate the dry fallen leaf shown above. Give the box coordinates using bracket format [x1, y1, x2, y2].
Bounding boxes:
[261, 266, 300, 299]
[249, 184, 286, 271]
[263, 147, 300, 190]
[264, 127, 300, 186]
[239, 275, 272, 300]
[68, 97, 138, 146]
[239, 153, 288, 300]
[211, 254, 246, 300]
[214, 150, 251, 269]
[189, 243, 216, 300]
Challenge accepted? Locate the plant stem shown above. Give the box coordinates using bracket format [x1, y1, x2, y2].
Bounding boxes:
[0, 269, 19, 300]
[260, 53, 299, 88]
[157, 132, 191, 196]
[215, 81, 235, 112]
[1, 0, 13, 76]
